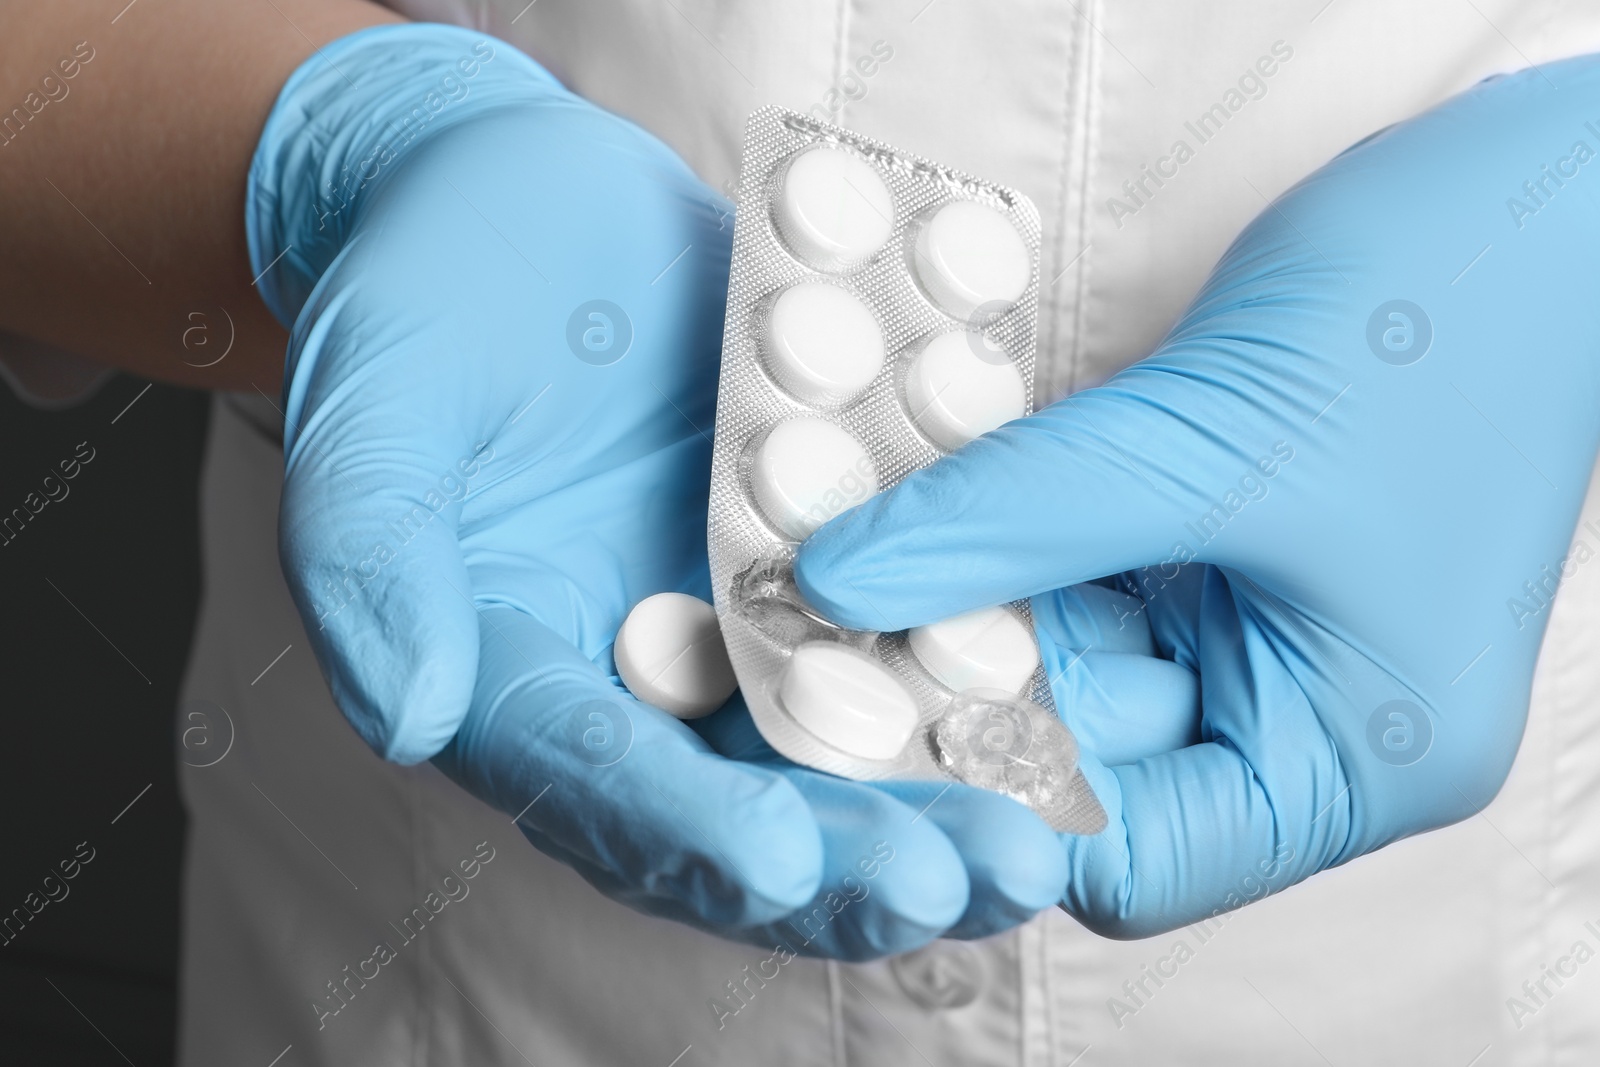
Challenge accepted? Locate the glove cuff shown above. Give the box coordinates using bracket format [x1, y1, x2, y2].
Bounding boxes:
[246, 23, 566, 329]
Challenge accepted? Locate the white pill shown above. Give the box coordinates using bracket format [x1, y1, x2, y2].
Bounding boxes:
[774, 145, 895, 271]
[615, 592, 738, 719]
[912, 200, 1031, 319]
[779, 642, 918, 760]
[765, 283, 886, 407]
[904, 332, 1026, 450]
[909, 606, 1040, 695]
[750, 417, 878, 541]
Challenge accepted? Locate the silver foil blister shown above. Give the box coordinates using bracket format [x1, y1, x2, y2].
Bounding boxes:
[709, 107, 1106, 835]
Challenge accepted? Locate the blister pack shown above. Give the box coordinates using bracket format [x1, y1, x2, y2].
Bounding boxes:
[708, 107, 1106, 835]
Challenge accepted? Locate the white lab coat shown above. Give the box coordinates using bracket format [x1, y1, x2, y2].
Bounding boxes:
[176, 3, 1600, 1063]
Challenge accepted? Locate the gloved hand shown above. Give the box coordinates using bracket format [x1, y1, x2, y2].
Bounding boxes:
[248, 24, 1064, 957]
[797, 56, 1600, 938]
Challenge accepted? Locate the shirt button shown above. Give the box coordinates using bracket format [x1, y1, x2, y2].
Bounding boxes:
[889, 942, 986, 1010]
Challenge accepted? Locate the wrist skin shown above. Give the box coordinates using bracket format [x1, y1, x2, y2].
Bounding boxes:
[0, 0, 399, 395]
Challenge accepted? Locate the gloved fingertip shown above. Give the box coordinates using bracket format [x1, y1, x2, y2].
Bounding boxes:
[723, 772, 828, 921]
[376, 682, 474, 767]
[863, 819, 971, 937]
[325, 629, 478, 766]
[877, 783, 1065, 940]
[976, 815, 1069, 922]
[792, 516, 895, 631]
[663, 760, 825, 926]
[1057, 763, 1174, 942]
[281, 490, 482, 766]
[1011, 838, 1071, 913]
[864, 851, 970, 948]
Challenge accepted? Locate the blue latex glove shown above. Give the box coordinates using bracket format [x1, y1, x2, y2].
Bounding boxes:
[797, 57, 1600, 939]
[248, 24, 1063, 956]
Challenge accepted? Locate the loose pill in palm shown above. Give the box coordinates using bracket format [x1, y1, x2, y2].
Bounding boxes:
[615, 592, 738, 719]
[779, 642, 918, 760]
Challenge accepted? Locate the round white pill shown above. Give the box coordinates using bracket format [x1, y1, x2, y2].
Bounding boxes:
[773, 145, 895, 271]
[750, 417, 878, 541]
[909, 606, 1040, 695]
[779, 642, 918, 760]
[912, 200, 1031, 319]
[765, 283, 886, 407]
[904, 332, 1026, 450]
[615, 592, 738, 719]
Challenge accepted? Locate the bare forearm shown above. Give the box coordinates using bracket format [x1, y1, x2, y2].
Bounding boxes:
[0, 0, 400, 392]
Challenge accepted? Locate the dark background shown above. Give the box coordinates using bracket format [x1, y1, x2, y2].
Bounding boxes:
[0, 373, 208, 1064]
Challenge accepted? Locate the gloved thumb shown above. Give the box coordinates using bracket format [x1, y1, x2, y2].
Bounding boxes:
[278, 289, 493, 765]
[794, 342, 1313, 630]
